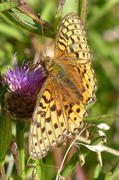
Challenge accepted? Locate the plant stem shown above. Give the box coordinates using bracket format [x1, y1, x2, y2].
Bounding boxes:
[0, 165, 6, 180]
[10, 141, 19, 174]
[78, 136, 119, 157]
[16, 120, 25, 180]
[79, 0, 88, 28]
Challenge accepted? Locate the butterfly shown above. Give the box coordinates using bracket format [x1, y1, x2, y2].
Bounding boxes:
[29, 12, 97, 160]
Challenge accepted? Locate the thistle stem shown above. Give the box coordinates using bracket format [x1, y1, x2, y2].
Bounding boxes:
[16, 120, 25, 180]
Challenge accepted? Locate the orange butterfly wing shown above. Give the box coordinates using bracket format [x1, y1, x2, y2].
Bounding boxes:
[54, 13, 97, 104]
[29, 76, 86, 160]
[29, 13, 97, 160]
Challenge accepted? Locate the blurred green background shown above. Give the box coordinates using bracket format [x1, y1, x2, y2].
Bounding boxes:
[0, 0, 119, 179]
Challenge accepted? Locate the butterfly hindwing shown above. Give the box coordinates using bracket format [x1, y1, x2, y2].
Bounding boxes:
[29, 76, 86, 160]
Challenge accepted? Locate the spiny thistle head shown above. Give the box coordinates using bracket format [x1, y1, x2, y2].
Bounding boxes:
[3, 55, 46, 119]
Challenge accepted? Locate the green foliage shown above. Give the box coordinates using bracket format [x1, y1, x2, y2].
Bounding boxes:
[0, 1, 20, 12]
[26, 158, 45, 180]
[0, 115, 12, 166]
[94, 162, 119, 180]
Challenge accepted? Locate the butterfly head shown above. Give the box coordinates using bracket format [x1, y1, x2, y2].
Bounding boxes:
[40, 56, 54, 73]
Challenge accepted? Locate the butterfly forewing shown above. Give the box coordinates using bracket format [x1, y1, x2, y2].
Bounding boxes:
[55, 13, 91, 63]
[54, 13, 97, 104]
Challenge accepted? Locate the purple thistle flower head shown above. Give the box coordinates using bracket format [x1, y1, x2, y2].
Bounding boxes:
[3, 54, 46, 119]
[4, 55, 46, 98]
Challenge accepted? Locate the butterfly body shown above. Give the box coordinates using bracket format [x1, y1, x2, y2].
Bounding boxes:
[40, 57, 65, 79]
[29, 13, 97, 160]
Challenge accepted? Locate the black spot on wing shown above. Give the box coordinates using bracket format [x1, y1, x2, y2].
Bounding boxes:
[34, 122, 41, 128]
[74, 24, 77, 28]
[54, 123, 58, 129]
[70, 37, 75, 44]
[41, 111, 46, 117]
[48, 130, 52, 135]
[76, 108, 80, 113]
[39, 102, 43, 107]
[57, 109, 61, 117]
[79, 44, 82, 49]
[42, 96, 50, 103]
[65, 105, 68, 110]
[74, 117, 77, 121]
[45, 117, 51, 123]
[41, 127, 45, 133]
[75, 52, 79, 58]
[82, 52, 85, 57]
[77, 36, 80, 41]
[86, 83, 89, 89]
[61, 122, 64, 127]
[69, 45, 74, 52]
[40, 140, 42, 144]
[50, 105, 56, 111]
[68, 109, 73, 114]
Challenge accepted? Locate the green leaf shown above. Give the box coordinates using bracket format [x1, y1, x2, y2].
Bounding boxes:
[8, 177, 14, 180]
[105, 162, 119, 180]
[26, 158, 45, 180]
[54, 0, 87, 38]
[0, 1, 20, 12]
[94, 164, 105, 180]
[25, 158, 36, 177]
[62, 0, 79, 17]
[1, 6, 55, 38]
[0, 114, 12, 166]
[94, 162, 119, 180]
[54, 0, 79, 34]
[36, 159, 45, 180]
[84, 114, 119, 125]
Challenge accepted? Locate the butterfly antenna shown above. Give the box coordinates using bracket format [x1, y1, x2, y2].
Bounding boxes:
[38, 14, 47, 57]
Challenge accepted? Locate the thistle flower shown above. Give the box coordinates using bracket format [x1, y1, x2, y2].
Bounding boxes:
[4, 55, 46, 119]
